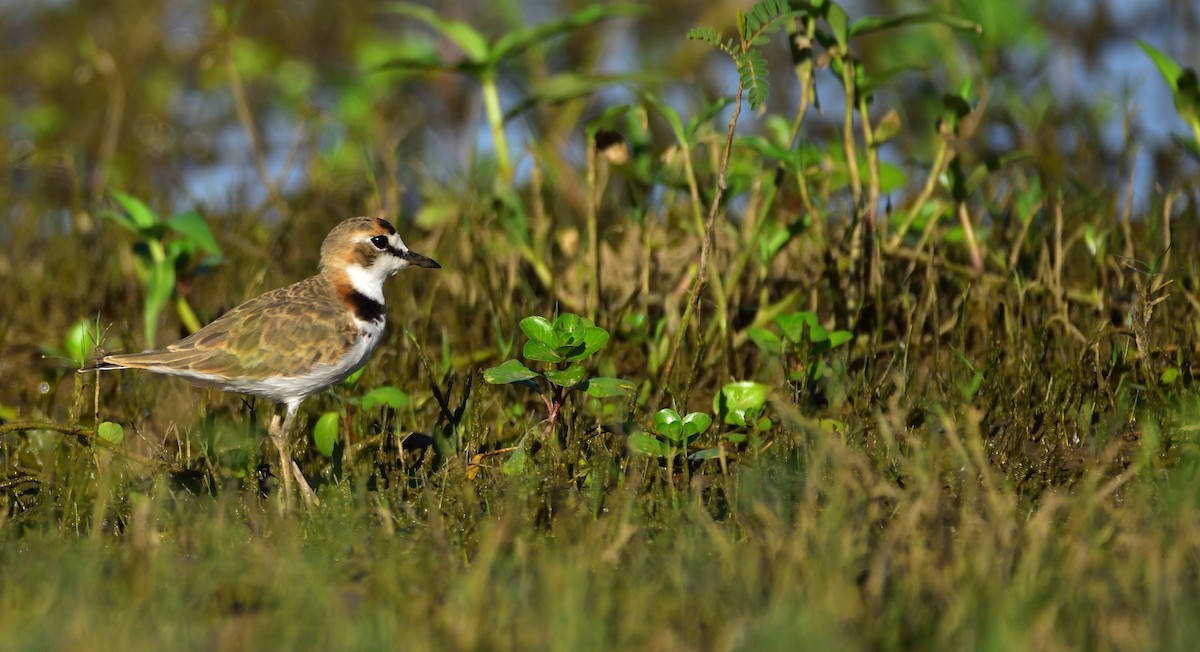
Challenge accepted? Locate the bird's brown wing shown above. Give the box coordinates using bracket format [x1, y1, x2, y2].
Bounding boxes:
[102, 276, 362, 380]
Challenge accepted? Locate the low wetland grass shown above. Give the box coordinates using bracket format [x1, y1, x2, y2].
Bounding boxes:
[4, 0, 1200, 649]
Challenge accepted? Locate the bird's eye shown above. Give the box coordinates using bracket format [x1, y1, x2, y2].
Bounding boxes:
[369, 235, 389, 250]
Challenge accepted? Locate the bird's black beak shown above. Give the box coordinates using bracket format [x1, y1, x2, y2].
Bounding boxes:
[402, 250, 441, 269]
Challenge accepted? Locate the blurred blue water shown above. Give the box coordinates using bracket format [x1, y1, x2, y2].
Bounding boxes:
[3, 0, 1196, 216]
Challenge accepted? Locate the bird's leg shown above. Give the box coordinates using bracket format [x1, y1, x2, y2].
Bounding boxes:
[277, 402, 320, 508]
[268, 407, 294, 513]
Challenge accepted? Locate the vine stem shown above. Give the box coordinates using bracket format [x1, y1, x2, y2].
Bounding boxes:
[655, 86, 744, 404]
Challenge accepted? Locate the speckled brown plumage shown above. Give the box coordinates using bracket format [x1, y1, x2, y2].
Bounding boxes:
[103, 274, 362, 382]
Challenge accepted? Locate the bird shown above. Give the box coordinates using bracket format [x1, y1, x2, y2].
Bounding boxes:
[82, 216, 440, 508]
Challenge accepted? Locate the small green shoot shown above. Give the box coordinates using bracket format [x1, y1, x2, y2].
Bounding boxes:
[314, 385, 410, 458]
[484, 313, 633, 428]
[100, 191, 223, 347]
[96, 421, 124, 445]
[687, 0, 798, 110]
[714, 381, 771, 432]
[312, 411, 340, 458]
[748, 311, 853, 384]
[1138, 39, 1200, 155]
[629, 408, 713, 458]
[42, 318, 103, 367]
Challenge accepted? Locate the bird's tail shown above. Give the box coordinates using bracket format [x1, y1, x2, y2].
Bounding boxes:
[77, 358, 129, 373]
[77, 350, 169, 373]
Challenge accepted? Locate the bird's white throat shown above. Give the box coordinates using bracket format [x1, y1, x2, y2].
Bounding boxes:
[344, 262, 388, 304]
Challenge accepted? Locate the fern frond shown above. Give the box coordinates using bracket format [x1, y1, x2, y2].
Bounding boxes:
[688, 26, 737, 56]
[687, 26, 719, 45]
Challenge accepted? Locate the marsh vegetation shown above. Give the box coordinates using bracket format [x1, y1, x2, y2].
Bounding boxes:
[3, 0, 1200, 649]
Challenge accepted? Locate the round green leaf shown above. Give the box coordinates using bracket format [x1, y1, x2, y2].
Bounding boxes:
[110, 190, 160, 230]
[654, 409, 684, 443]
[775, 311, 817, 344]
[552, 313, 584, 338]
[341, 366, 366, 388]
[520, 316, 557, 347]
[523, 339, 562, 363]
[827, 330, 853, 349]
[627, 432, 671, 457]
[556, 341, 587, 360]
[362, 385, 410, 411]
[584, 377, 635, 399]
[166, 210, 222, 255]
[714, 381, 770, 427]
[64, 319, 101, 366]
[97, 421, 124, 445]
[483, 359, 540, 384]
[681, 412, 713, 440]
[388, 4, 489, 63]
[501, 445, 527, 476]
[570, 325, 610, 361]
[545, 364, 586, 388]
[747, 327, 783, 355]
[312, 411, 339, 458]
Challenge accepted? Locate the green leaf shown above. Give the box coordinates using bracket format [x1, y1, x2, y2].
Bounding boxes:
[520, 316, 557, 347]
[553, 313, 584, 338]
[341, 366, 366, 388]
[312, 411, 339, 458]
[1138, 39, 1184, 94]
[523, 340, 562, 363]
[714, 381, 770, 427]
[166, 210, 222, 255]
[639, 90, 687, 147]
[64, 319, 101, 366]
[583, 377, 635, 399]
[143, 263, 176, 347]
[389, 3, 489, 63]
[505, 73, 654, 122]
[654, 409, 684, 443]
[501, 444, 527, 476]
[110, 190, 160, 230]
[97, 421, 124, 445]
[627, 432, 671, 457]
[827, 330, 853, 349]
[747, 327, 783, 355]
[849, 11, 982, 38]
[555, 341, 587, 361]
[825, 2, 850, 48]
[775, 311, 818, 344]
[491, 4, 644, 65]
[545, 364, 586, 388]
[571, 325, 610, 361]
[362, 386, 410, 411]
[483, 359, 540, 384]
[99, 209, 137, 233]
[688, 447, 722, 461]
[681, 412, 713, 439]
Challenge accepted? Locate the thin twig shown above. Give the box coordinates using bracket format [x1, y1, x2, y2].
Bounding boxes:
[655, 87, 744, 404]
